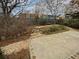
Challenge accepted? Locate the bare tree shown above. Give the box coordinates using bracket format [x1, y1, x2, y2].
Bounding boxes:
[0, 0, 34, 40]
[71, 0, 79, 6]
[43, 0, 64, 19]
[0, 0, 29, 16]
[34, 2, 40, 25]
[65, 0, 79, 15]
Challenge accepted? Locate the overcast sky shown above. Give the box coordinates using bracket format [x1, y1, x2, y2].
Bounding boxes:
[64, 0, 71, 4]
[24, 0, 72, 15]
[0, 0, 71, 16]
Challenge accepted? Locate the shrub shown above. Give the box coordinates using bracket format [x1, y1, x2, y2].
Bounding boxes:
[38, 19, 48, 25]
[40, 24, 69, 35]
[0, 16, 33, 40]
[63, 19, 79, 29]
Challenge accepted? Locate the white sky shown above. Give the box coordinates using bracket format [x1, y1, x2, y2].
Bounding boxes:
[0, 0, 71, 16]
[64, 0, 71, 4]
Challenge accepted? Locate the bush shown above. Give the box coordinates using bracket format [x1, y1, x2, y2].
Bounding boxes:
[40, 24, 69, 35]
[32, 18, 48, 25]
[63, 19, 79, 29]
[0, 15, 33, 40]
[38, 19, 48, 25]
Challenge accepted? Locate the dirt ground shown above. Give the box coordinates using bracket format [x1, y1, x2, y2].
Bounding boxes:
[0, 34, 30, 59]
[0, 39, 30, 59]
[29, 30, 79, 59]
[4, 49, 30, 59]
[0, 25, 79, 59]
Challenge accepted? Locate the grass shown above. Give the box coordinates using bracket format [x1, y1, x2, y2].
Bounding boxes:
[40, 24, 69, 35]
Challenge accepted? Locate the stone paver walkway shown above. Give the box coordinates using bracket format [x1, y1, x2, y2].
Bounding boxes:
[29, 30, 79, 59]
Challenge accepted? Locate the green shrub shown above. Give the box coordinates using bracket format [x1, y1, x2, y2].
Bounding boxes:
[63, 19, 79, 29]
[38, 19, 48, 25]
[41, 25, 69, 35]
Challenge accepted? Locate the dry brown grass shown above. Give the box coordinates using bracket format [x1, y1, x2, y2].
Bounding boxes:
[4, 49, 30, 59]
[0, 15, 33, 40]
[0, 15, 33, 59]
